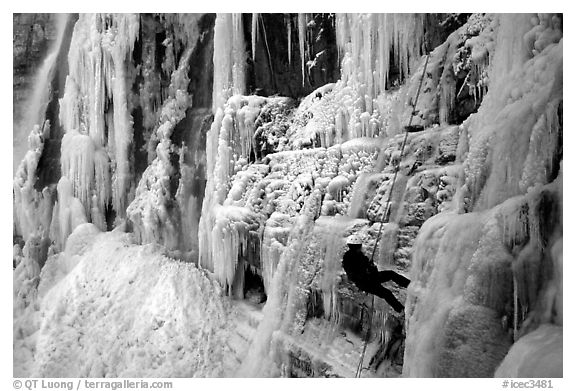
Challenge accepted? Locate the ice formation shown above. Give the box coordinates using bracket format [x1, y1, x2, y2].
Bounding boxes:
[14, 229, 234, 377]
[336, 14, 426, 100]
[212, 13, 246, 111]
[13, 13, 562, 378]
[403, 14, 563, 377]
[14, 122, 54, 244]
[127, 46, 195, 250]
[58, 13, 139, 224]
[458, 14, 562, 211]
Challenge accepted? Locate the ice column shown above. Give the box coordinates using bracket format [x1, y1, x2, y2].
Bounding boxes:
[199, 14, 249, 278]
[298, 13, 307, 86]
[212, 13, 246, 112]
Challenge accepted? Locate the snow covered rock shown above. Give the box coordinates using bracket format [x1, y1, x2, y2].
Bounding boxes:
[14, 231, 233, 377]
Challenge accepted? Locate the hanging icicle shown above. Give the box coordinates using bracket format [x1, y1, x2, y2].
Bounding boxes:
[335, 13, 426, 101]
[298, 13, 307, 87]
[287, 14, 292, 65]
[252, 13, 259, 61]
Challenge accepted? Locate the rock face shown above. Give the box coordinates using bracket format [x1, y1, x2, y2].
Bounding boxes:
[13, 14, 56, 172]
[13, 14, 56, 108]
[13, 13, 562, 378]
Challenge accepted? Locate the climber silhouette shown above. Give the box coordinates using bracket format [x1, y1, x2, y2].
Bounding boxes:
[342, 235, 410, 313]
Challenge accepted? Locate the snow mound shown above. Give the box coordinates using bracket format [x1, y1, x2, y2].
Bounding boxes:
[15, 231, 232, 377]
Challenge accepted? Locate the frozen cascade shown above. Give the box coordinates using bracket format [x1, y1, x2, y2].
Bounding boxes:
[199, 95, 269, 287]
[280, 14, 430, 151]
[403, 14, 562, 377]
[200, 14, 250, 281]
[457, 14, 562, 211]
[212, 13, 246, 111]
[336, 14, 426, 112]
[13, 13, 562, 378]
[127, 45, 195, 250]
[238, 198, 318, 376]
[59, 14, 139, 229]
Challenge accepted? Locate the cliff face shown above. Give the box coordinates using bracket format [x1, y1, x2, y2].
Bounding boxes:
[13, 13, 562, 378]
[13, 14, 56, 172]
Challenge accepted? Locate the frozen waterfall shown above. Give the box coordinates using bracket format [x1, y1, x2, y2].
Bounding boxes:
[13, 12, 563, 379]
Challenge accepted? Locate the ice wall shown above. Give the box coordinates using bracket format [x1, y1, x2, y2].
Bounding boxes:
[197, 13, 494, 376]
[459, 14, 562, 211]
[403, 13, 562, 377]
[13, 13, 562, 378]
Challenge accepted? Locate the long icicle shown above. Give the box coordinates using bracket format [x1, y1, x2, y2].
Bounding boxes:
[287, 14, 292, 65]
[298, 13, 306, 86]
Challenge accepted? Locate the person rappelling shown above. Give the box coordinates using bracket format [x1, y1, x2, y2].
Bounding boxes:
[342, 234, 410, 313]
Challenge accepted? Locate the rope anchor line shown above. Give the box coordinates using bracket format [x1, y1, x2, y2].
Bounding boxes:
[355, 54, 429, 378]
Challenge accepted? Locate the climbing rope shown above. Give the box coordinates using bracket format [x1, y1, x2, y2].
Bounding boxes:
[355, 54, 430, 378]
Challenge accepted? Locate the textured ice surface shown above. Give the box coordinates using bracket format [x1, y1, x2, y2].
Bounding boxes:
[14, 229, 233, 377]
[13, 13, 563, 378]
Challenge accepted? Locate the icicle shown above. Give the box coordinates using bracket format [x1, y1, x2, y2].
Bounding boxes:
[93, 148, 111, 213]
[60, 131, 95, 213]
[54, 177, 87, 250]
[336, 13, 426, 97]
[298, 13, 307, 86]
[232, 14, 246, 96]
[91, 194, 107, 231]
[252, 13, 258, 61]
[287, 14, 292, 65]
